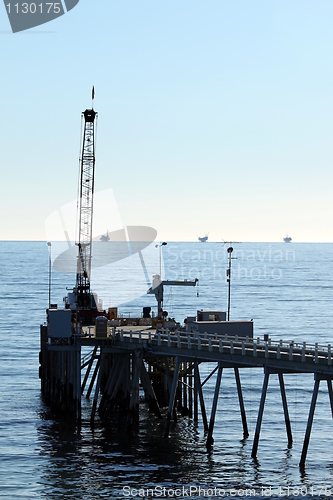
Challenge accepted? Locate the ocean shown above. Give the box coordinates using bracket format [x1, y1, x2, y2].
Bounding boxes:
[0, 241, 333, 499]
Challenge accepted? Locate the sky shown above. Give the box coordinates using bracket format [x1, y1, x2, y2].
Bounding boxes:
[1, 0, 333, 242]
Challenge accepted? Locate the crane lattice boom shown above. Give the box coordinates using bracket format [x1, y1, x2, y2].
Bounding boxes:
[76, 108, 97, 308]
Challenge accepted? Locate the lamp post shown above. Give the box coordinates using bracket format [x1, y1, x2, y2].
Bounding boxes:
[47, 241, 52, 308]
[155, 241, 167, 277]
[227, 246, 233, 321]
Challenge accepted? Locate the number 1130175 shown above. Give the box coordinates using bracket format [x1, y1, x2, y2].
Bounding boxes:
[6, 3, 61, 14]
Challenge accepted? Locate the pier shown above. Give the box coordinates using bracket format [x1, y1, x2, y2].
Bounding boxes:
[40, 324, 333, 468]
[40, 100, 333, 469]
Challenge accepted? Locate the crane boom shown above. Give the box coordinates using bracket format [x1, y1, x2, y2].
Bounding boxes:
[76, 107, 97, 308]
[148, 277, 198, 319]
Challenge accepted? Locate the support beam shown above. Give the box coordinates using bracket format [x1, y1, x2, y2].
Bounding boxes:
[194, 362, 198, 422]
[194, 363, 208, 431]
[327, 379, 333, 419]
[182, 362, 187, 414]
[164, 358, 172, 393]
[90, 350, 105, 425]
[81, 347, 98, 394]
[251, 372, 270, 458]
[140, 361, 161, 418]
[300, 379, 320, 468]
[127, 352, 143, 425]
[188, 368, 193, 419]
[99, 356, 122, 416]
[165, 358, 176, 420]
[106, 363, 126, 413]
[234, 367, 249, 438]
[86, 356, 100, 399]
[164, 357, 181, 438]
[278, 372, 293, 447]
[76, 347, 81, 423]
[206, 363, 223, 447]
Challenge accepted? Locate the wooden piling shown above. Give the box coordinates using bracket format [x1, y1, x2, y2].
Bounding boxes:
[164, 357, 181, 438]
[188, 365, 193, 419]
[127, 351, 143, 425]
[99, 355, 122, 416]
[193, 362, 198, 422]
[140, 361, 161, 418]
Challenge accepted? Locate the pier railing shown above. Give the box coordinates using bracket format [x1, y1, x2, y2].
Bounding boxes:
[106, 328, 333, 374]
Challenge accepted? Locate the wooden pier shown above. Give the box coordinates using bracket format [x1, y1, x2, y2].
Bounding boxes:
[40, 325, 333, 468]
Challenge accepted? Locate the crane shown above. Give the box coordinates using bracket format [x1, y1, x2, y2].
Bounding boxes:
[147, 276, 198, 320]
[75, 99, 98, 312]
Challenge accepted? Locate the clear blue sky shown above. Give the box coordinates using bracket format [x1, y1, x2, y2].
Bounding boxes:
[1, 0, 333, 242]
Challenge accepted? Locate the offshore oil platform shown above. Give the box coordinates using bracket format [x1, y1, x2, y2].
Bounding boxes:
[40, 94, 333, 468]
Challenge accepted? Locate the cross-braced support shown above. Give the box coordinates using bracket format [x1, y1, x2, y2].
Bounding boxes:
[90, 349, 105, 425]
[252, 369, 293, 458]
[206, 363, 223, 447]
[194, 363, 208, 431]
[81, 346, 98, 395]
[86, 356, 100, 399]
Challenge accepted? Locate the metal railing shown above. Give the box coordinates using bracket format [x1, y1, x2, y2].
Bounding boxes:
[107, 328, 333, 368]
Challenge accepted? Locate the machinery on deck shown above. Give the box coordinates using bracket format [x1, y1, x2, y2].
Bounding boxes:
[148, 275, 198, 320]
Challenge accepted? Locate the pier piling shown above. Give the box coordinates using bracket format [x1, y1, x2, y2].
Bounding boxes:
[278, 372, 293, 447]
[300, 378, 320, 468]
[234, 367, 249, 438]
[252, 372, 269, 458]
[164, 357, 181, 438]
[206, 363, 223, 448]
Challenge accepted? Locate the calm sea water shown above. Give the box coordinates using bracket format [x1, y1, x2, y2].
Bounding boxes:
[0, 241, 333, 499]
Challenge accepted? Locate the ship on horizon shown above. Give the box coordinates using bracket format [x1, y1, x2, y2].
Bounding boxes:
[198, 235, 208, 243]
[100, 230, 110, 242]
[283, 234, 292, 243]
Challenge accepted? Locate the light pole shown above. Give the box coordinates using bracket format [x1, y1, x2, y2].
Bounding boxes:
[47, 241, 52, 308]
[227, 246, 233, 321]
[155, 242, 167, 277]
